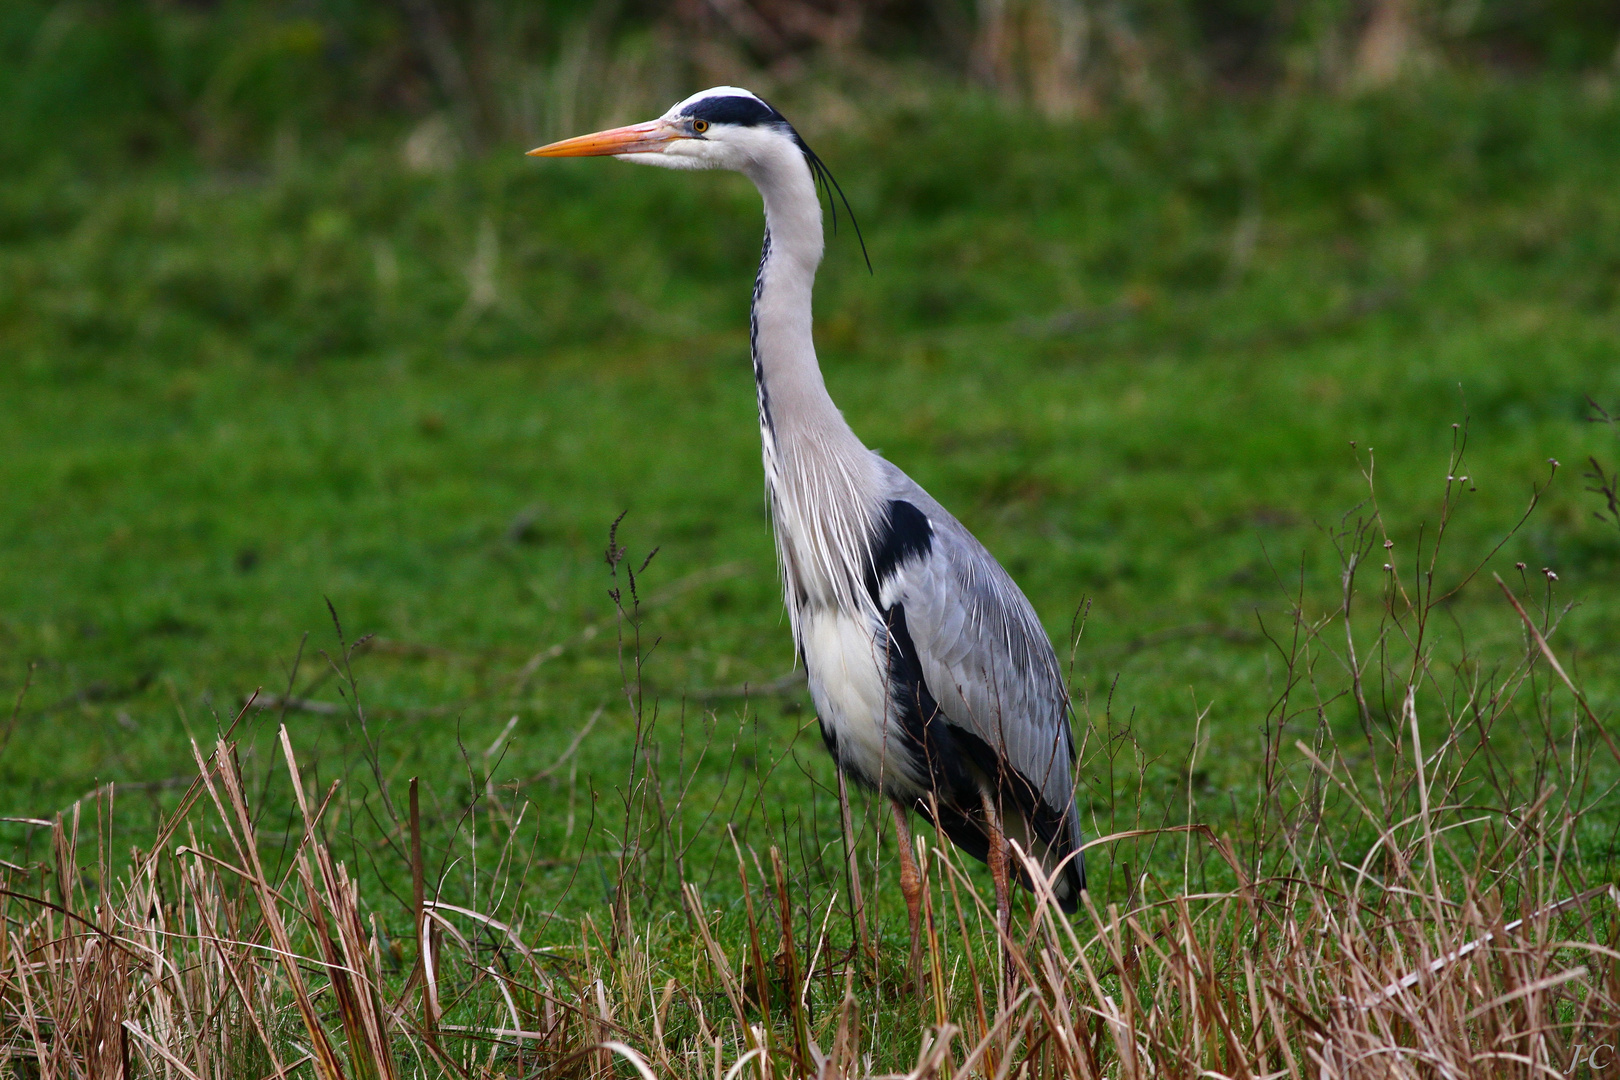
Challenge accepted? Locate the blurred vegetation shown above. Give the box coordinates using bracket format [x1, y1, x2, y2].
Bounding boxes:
[5, 0, 1620, 172]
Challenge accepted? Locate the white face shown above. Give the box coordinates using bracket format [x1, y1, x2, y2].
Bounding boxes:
[651, 123, 793, 172]
[526, 87, 801, 175]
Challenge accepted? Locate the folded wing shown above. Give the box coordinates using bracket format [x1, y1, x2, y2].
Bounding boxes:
[872, 466, 1086, 908]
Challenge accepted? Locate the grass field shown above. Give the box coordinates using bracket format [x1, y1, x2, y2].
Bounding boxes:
[5, 73, 1620, 1072]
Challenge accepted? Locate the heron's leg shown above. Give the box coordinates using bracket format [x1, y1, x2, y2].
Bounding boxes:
[981, 789, 1014, 995]
[888, 800, 924, 989]
[836, 769, 873, 970]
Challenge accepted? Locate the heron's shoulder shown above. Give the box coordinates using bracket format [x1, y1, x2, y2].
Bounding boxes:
[870, 459, 960, 537]
[863, 461, 961, 580]
[869, 459, 1006, 574]
[874, 459, 1049, 637]
[867, 460, 1041, 633]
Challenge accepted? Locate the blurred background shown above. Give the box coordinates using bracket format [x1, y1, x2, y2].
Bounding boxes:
[7, 0, 1620, 164]
[4, 0, 1620, 883]
[9, 0, 1620, 161]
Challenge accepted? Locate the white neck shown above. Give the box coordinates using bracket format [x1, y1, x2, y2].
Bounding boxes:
[745, 147, 852, 445]
[743, 138, 881, 626]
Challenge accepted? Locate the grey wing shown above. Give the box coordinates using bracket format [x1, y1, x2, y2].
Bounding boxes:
[875, 466, 1084, 882]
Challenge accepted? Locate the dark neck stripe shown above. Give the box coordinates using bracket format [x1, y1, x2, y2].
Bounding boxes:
[751, 227, 774, 435]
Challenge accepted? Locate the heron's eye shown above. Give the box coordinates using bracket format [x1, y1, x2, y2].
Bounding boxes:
[692, 119, 709, 135]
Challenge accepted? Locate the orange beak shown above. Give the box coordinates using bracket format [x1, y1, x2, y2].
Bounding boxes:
[526, 120, 682, 158]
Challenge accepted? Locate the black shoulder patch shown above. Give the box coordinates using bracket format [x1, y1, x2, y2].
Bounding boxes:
[686, 95, 781, 128]
[867, 499, 932, 601]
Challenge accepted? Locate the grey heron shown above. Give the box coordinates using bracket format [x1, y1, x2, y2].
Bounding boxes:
[529, 87, 1086, 975]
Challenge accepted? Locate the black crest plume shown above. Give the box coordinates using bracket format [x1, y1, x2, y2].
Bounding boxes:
[801, 140, 871, 275]
[689, 92, 872, 273]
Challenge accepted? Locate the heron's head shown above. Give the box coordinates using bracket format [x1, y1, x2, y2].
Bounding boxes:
[528, 87, 868, 270]
[526, 87, 808, 174]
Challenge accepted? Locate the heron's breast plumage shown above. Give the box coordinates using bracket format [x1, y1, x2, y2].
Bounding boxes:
[801, 605, 928, 796]
[760, 439, 933, 799]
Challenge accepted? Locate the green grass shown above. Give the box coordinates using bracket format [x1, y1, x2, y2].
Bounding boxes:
[4, 75, 1620, 945]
